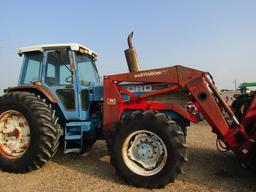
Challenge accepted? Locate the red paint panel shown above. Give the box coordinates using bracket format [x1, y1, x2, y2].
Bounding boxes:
[103, 78, 123, 132]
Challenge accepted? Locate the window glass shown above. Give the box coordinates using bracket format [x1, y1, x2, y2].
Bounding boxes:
[60, 65, 72, 84]
[22, 52, 42, 84]
[75, 53, 100, 85]
[45, 49, 73, 86]
[47, 64, 56, 77]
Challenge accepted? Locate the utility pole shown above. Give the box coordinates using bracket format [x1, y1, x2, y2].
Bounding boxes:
[233, 80, 237, 91]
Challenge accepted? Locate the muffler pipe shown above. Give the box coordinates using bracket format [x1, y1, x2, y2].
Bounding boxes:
[124, 32, 141, 72]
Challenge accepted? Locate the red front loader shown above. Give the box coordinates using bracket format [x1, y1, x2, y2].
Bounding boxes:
[103, 33, 256, 188]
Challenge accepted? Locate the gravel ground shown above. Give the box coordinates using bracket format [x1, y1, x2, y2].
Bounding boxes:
[0, 121, 255, 192]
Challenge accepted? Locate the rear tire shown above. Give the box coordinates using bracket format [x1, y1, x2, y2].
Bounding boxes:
[110, 110, 188, 188]
[0, 91, 61, 173]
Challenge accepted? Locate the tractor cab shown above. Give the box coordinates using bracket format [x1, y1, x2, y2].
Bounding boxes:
[14, 44, 103, 153]
[16, 44, 103, 122]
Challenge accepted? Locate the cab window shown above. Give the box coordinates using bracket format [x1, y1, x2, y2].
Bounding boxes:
[20, 52, 42, 85]
[75, 53, 100, 85]
[45, 49, 73, 86]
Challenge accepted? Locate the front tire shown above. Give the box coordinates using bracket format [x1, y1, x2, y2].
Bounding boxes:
[110, 110, 188, 188]
[0, 91, 61, 173]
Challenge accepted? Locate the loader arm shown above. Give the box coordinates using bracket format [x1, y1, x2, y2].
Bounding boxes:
[103, 65, 256, 166]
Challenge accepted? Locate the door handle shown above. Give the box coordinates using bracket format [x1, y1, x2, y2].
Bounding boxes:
[65, 85, 73, 88]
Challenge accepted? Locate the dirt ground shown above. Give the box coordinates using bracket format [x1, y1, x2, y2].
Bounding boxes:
[0, 122, 255, 192]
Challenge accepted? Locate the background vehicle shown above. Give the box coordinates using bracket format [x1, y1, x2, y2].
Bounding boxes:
[231, 82, 256, 120]
[0, 33, 256, 188]
[240, 82, 256, 94]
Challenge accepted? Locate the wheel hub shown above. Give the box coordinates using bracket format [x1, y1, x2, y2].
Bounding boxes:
[123, 130, 167, 176]
[0, 110, 30, 159]
[137, 143, 154, 160]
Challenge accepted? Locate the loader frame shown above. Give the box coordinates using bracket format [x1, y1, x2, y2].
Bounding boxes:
[103, 65, 256, 167]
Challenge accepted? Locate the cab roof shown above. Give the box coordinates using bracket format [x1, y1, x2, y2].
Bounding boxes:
[16, 43, 98, 58]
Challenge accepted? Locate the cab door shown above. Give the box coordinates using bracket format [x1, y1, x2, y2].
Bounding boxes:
[43, 48, 80, 120]
[74, 52, 101, 121]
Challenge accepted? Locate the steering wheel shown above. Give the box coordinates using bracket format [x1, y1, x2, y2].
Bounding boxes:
[65, 76, 73, 83]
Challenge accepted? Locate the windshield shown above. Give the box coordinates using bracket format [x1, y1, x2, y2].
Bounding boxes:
[75, 53, 100, 85]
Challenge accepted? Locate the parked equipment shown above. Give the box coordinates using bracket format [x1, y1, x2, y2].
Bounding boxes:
[232, 82, 256, 120]
[0, 33, 256, 188]
[240, 82, 256, 94]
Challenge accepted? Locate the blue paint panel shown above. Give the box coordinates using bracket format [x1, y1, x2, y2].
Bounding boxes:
[92, 82, 103, 101]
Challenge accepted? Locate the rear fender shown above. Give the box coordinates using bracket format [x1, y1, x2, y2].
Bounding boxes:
[5, 85, 58, 103]
[4, 86, 65, 122]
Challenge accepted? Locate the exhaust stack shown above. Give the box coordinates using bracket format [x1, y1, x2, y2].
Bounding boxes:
[124, 32, 141, 72]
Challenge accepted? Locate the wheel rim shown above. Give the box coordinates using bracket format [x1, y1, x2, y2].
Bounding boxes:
[0, 110, 30, 159]
[122, 130, 168, 176]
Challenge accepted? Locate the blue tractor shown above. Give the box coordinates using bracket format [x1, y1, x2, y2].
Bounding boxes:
[0, 43, 104, 156]
[0, 35, 190, 188]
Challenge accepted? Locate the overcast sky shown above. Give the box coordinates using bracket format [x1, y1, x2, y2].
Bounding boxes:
[0, 0, 256, 93]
